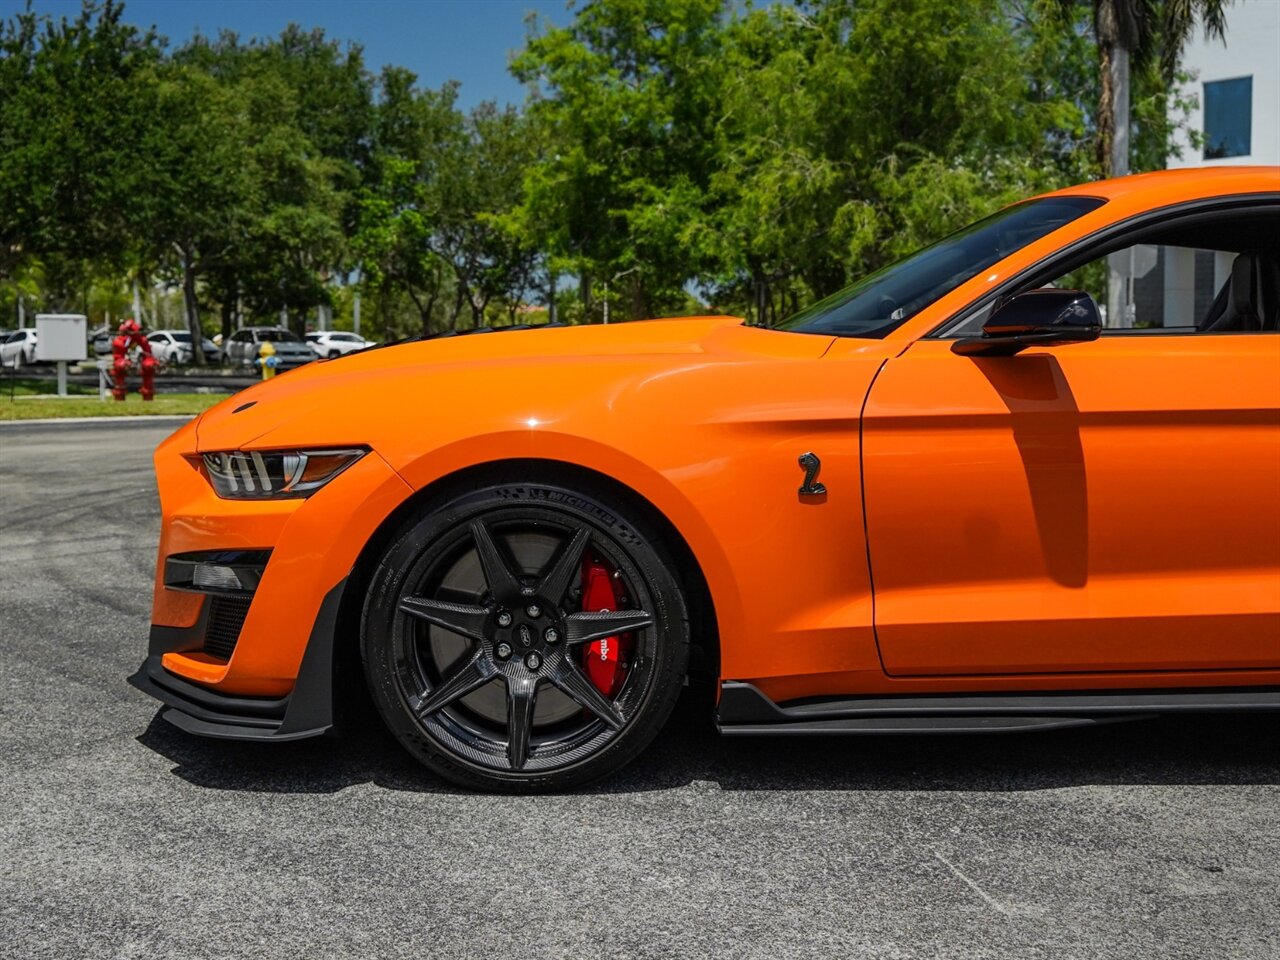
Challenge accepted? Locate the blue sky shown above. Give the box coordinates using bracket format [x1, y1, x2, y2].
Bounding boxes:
[3, 0, 573, 108]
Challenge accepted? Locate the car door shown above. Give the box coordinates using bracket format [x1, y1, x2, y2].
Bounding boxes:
[147, 333, 169, 361]
[8, 330, 33, 364]
[229, 331, 251, 365]
[861, 206, 1280, 676]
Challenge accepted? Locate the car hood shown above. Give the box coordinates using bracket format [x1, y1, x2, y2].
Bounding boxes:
[194, 315, 833, 453]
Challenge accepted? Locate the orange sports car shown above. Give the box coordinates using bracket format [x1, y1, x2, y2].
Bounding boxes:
[131, 167, 1280, 791]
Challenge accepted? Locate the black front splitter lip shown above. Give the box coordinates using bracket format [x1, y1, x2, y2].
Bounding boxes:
[128, 655, 328, 742]
[128, 575, 348, 742]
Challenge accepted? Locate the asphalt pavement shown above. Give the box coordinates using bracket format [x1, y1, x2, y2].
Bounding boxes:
[1, 422, 1277, 959]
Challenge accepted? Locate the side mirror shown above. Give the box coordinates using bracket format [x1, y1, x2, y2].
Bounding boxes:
[953, 289, 1102, 357]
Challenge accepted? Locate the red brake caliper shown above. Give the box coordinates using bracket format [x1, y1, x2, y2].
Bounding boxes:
[580, 554, 632, 698]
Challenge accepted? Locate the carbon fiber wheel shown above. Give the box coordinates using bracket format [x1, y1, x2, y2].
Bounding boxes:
[361, 476, 689, 792]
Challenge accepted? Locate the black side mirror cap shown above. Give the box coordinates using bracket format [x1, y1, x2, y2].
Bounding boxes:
[953, 288, 1102, 357]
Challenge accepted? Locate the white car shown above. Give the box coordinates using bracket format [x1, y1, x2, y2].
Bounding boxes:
[146, 330, 218, 365]
[0, 329, 37, 367]
[305, 331, 374, 359]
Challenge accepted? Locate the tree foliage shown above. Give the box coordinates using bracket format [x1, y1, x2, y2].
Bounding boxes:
[0, 0, 1227, 337]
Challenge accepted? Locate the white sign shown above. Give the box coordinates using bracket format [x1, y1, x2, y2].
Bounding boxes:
[34, 314, 88, 362]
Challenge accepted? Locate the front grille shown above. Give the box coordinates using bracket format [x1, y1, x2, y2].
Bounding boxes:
[204, 595, 253, 661]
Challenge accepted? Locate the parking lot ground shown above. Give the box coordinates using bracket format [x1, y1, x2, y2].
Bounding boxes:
[1, 422, 1277, 959]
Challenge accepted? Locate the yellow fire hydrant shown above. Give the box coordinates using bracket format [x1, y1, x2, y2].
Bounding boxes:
[256, 340, 278, 380]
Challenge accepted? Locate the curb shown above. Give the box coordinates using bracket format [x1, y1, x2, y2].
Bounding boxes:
[0, 415, 195, 433]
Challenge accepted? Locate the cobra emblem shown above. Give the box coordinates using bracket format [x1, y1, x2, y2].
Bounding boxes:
[797, 452, 827, 496]
[517, 623, 533, 647]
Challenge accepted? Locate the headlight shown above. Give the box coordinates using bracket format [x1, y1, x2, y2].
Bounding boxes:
[201, 448, 366, 499]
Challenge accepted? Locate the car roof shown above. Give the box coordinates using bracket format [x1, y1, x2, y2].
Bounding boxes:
[1040, 165, 1279, 205]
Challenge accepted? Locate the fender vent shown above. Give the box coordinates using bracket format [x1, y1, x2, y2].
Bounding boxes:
[204, 595, 253, 661]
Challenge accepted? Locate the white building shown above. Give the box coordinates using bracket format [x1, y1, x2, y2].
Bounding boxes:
[1168, 0, 1279, 169]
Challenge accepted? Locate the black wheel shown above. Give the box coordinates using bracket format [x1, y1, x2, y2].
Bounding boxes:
[361, 476, 690, 792]
[328, 349, 341, 359]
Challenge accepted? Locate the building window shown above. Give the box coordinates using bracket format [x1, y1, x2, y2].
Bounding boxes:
[1203, 76, 1252, 159]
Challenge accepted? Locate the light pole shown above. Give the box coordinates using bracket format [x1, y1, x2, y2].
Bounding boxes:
[602, 267, 638, 325]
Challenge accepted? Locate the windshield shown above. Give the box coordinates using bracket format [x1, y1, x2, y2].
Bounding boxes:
[171, 333, 191, 342]
[773, 196, 1105, 338]
[259, 329, 302, 343]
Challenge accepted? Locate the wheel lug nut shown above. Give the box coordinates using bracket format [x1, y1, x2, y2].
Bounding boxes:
[543, 627, 560, 644]
[525, 652, 542, 670]
[495, 642, 513, 661]
[496, 611, 512, 627]
[525, 604, 542, 618]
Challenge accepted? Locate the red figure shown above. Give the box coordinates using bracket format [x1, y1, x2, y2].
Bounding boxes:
[111, 318, 155, 402]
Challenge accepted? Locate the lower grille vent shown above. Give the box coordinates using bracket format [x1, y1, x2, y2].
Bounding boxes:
[204, 595, 253, 661]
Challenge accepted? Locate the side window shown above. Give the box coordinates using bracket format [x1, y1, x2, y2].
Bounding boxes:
[943, 208, 1279, 337]
[1053, 244, 1234, 331]
[1045, 211, 1278, 335]
[1055, 247, 1277, 334]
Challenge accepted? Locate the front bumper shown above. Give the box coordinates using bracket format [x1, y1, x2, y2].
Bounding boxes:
[135, 418, 413, 736]
[129, 576, 347, 741]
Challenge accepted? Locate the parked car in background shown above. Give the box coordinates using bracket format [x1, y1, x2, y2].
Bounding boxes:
[222, 327, 316, 369]
[305, 331, 375, 358]
[89, 328, 114, 357]
[147, 330, 218, 365]
[0, 328, 37, 366]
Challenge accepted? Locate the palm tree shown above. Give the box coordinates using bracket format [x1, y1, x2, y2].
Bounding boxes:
[1061, 1, 1231, 328]
[1069, 0, 1231, 176]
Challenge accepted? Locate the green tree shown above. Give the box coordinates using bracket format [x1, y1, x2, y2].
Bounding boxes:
[352, 69, 458, 336]
[433, 101, 541, 328]
[512, 0, 726, 321]
[173, 26, 371, 334]
[697, 0, 1083, 322]
[0, 0, 161, 296]
[132, 64, 255, 350]
[1057, 0, 1229, 175]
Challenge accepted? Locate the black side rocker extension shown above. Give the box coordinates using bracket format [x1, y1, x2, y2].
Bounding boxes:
[716, 681, 1280, 736]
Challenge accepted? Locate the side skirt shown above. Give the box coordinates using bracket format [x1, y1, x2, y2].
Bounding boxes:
[716, 681, 1280, 737]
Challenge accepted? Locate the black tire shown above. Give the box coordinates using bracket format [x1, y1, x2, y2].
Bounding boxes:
[361, 474, 690, 792]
